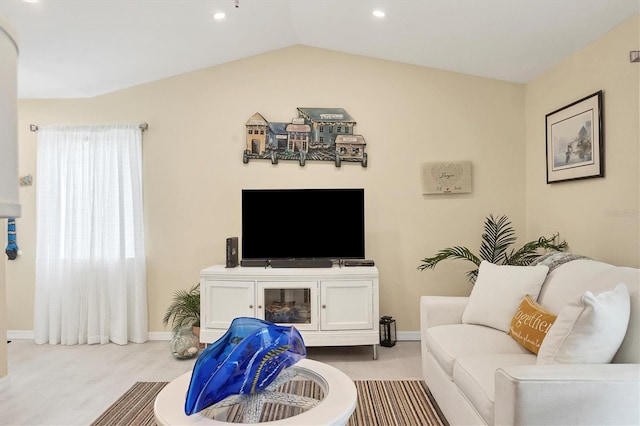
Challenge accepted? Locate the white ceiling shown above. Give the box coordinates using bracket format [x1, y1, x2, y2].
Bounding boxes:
[0, 0, 638, 99]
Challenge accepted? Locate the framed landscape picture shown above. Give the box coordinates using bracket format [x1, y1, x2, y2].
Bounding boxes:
[546, 91, 604, 183]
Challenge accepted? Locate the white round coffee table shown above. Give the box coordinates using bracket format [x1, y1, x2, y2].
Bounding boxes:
[154, 358, 357, 426]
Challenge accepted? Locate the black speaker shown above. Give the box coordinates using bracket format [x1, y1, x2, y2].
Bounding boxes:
[270, 259, 333, 268]
[226, 237, 238, 268]
[240, 259, 268, 267]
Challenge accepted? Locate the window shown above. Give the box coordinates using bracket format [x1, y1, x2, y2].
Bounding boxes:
[34, 124, 148, 345]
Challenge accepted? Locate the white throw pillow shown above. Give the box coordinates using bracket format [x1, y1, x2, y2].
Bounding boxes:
[461, 261, 549, 333]
[537, 283, 631, 364]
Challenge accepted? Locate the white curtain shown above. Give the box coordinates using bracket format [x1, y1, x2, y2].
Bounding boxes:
[34, 124, 148, 345]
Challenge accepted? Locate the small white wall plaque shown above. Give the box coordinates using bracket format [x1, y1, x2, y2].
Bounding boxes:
[422, 161, 472, 194]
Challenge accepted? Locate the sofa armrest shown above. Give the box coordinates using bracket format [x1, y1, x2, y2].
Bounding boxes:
[419, 295, 468, 329]
[495, 363, 640, 426]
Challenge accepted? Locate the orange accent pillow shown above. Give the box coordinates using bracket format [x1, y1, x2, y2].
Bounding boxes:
[509, 295, 557, 354]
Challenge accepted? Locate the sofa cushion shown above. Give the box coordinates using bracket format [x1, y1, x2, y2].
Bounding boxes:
[454, 354, 536, 425]
[462, 261, 549, 333]
[537, 260, 640, 364]
[509, 295, 557, 354]
[538, 283, 630, 365]
[424, 323, 530, 378]
[537, 259, 620, 314]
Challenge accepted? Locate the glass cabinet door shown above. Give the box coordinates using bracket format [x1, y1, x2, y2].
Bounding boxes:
[257, 281, 318, 331]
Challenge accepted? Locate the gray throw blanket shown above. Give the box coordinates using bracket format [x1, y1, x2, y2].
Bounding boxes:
[531, 252, 591, 273]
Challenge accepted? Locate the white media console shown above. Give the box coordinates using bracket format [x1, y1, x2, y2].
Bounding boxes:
[199, 264, 380, 359]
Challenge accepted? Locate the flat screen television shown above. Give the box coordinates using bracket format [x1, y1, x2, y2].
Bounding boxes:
[242, 188, 365, 261]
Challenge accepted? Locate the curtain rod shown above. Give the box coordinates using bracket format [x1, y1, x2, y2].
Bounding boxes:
[29, 122, 149, 132]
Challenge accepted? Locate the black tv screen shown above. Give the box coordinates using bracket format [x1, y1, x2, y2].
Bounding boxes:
[242, 188, 365, 260]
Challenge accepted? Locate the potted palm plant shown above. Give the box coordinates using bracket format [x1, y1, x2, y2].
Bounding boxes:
[418, 214, 567, 283]
[163, 282, 201, 331]
[163, 283, 202, 358]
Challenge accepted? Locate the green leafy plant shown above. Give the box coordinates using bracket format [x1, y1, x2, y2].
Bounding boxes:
[418, 214, 567, 283]
[162, 283, 201, 332]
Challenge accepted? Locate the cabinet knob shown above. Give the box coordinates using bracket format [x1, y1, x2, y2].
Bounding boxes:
[322, 304, 326, 309]
[258, 305, 262, 309]
[249, 305, 253, 309]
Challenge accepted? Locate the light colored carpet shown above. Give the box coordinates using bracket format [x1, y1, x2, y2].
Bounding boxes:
[91, 379, 448, 426]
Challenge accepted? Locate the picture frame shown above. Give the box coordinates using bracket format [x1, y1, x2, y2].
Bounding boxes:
[421, 161, 472, 194]
[546, 91, 604, 183]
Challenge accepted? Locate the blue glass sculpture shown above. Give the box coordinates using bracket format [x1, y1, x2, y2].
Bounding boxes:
[184, 317, 306, 415]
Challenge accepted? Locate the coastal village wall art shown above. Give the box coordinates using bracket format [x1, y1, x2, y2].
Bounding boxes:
[243, 107, 368, 167]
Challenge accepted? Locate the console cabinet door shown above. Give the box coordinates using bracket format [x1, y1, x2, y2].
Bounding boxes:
[320, 280, 373, 330]
[202, 279, 255, 329]
[257, 281, 318, 331]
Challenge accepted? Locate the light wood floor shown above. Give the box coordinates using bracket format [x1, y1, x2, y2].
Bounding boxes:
[0, 339, 422, 425]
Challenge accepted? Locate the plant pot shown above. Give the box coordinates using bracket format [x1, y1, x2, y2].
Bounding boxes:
[170, 325, 199, 360]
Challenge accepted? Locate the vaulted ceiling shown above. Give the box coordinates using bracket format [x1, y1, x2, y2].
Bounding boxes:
[1, 0, 638, 99]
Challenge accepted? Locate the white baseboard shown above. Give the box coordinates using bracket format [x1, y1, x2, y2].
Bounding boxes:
[148, 331, 172, 341]
[397, 331, 420, 341]
[10, 330, 421, 342]
[149, 331, 420, 342]
[9, 330, 174, 341]
[7, 330, 34, 340]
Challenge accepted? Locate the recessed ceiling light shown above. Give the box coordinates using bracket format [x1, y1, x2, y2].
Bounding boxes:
[213, 12, 226, 21]
[23, 0, 40, 3]
[372, 9, 386, 18]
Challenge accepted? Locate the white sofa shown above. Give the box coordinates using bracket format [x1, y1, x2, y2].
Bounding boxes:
[420, 258, 640, 425]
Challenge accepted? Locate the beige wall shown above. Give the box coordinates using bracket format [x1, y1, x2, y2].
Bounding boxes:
[7, 46, 527, 334]
[8, 11, 639, 337]
[525, 14, 639, 267]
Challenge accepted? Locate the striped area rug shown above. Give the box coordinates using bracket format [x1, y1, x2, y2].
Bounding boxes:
[92, 380, 448, 426]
